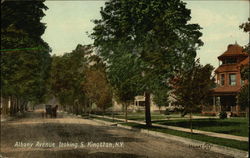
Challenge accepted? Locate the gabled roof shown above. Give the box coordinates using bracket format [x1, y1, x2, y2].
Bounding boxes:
[215, 64, 238, 73]
[238, 56, 249, 66]
[218, 44, 248, 60]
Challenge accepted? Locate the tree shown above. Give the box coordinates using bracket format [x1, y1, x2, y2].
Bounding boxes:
[91, 0, 203, 126]
[238, 85, 249, 112]
[83, 62, 113, 114]
[1, 0, 51, 114]
[153, 87, 169, 112]
[107, 54, 144, 122]
[49, 45, 91, 114]
[240, 18, 250, 32]
[171, 60, 214, 132]
[239, 18, 249, 81]
[237, 19, 249, 117]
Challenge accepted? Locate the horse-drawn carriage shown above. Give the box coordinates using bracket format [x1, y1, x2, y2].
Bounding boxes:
[45, 104, 58, 118]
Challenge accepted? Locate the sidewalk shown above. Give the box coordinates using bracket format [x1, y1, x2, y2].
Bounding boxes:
[91, 114, 248, 142]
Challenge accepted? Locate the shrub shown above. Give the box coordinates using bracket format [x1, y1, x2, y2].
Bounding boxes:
[181, 110, 188, 117]
[238, 84, 249, 111]
[164, 109, 170, 115]
[219, 111, 227, 119]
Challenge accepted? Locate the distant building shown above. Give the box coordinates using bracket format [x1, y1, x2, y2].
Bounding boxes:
[202, 43, 249, 116]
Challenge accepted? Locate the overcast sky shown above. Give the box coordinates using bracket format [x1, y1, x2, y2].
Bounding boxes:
[41, 0, 249, 68]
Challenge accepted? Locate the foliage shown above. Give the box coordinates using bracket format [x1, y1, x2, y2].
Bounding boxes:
[164, 109, 170, 115]
[237, 84, 249, 111]
[239, 18, 250, 33]
[107, 54, 144, 104]
[1, 0, 51, 110]
[49, 45, 91, 113]
[240, 65, 249, 81]
[91, 0, 203, 126]
[239, 18, 250, 84]
[239, 18, 250, 54]
[170, 60, 214, 132]
[171, 60, 214, 112]
[153, 87, 169, 110]
[83, 56, 113, 112]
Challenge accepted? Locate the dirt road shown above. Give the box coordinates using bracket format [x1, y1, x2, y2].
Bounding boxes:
[0, 110, 232, 158]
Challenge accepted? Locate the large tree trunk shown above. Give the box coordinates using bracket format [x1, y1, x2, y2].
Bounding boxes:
[10, 96, 15, 116]
[125, 103, 128, 123]
[25, 101, 28, 111]
[12, 96, 17, 114]
[190, 107, 193, 133]
[102, 106, 105, 118]
[19, 98, 26, 113]
[145, 92, 152, 127]
[88, 100, 91, 117]
[1, 97, 9, 116]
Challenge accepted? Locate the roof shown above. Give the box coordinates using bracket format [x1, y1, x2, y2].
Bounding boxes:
[238, 56, 249, 66]
[211, 86, 241, 94]
[218, 44, 248, 60]
[215, 64, 238, 73]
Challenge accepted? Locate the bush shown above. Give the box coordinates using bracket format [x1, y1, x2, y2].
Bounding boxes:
[181, 110, 187, 117]
[238, 84, 249, 111]
[219, 111, 227, 119]
[164, 109, 170, 115]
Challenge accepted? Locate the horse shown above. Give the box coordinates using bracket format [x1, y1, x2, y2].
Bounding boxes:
[45, 105, 58, 118]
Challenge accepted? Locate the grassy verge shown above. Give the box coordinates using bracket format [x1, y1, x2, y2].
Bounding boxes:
[120, 122, 249, 151]
[153, 118, 249, 137]
[89, 116, 248, 151]
[111, 113, 182, 121]
[90, 115, 124, 123]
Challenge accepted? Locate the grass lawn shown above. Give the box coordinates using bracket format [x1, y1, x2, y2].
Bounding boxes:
[110, 113, 182, 121]
[90, 115, 248, 151]
[120, 122, 249, 151]
[90, 115, 124, 123]
[152, 117, 249, 137]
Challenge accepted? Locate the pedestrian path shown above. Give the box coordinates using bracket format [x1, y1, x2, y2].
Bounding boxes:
[91, 114, 248, 142]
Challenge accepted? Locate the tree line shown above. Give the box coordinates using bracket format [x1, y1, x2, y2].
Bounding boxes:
[1, 0, 51, 116]
[1, 0, 248, 127]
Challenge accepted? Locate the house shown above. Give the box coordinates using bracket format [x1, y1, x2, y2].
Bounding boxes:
[202, 43, 249, 116]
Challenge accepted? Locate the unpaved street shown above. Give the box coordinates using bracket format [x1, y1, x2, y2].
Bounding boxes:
[0, 110, 232, 158]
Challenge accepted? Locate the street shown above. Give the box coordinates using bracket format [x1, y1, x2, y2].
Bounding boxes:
[0, 110, 232, 158]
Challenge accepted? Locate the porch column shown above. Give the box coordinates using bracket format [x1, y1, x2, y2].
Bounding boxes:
[213, 96, 216, 112]
[235, 95, 240, 116]
[236, 105, 240, 115]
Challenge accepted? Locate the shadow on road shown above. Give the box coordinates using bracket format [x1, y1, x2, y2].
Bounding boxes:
[2, 150, 146, 158]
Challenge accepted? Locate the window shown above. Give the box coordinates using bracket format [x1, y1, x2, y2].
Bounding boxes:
[229, 74, 236, 86]
[226, 58, 237, 64]
[222, 58, 237, 65]
[220, 74, 225, 86]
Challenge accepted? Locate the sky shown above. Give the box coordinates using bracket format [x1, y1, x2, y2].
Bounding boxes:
[41, 0, 249, 68]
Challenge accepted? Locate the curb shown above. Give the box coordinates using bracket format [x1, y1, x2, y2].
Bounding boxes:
[91, 118, 118, 126]
[90, 118, 248, 158]
[116, 124, 248, 158]
[0, 112, 26, 122]
[91, 114, 248, 142]
[0, 116, 14, 122]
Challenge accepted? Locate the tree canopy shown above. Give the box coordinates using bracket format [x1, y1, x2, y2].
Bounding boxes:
[170, 60, 214, 131]
[91, 0, 203, 126]
[49, 45, 91, 113]
[1, 1, 51, 111]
